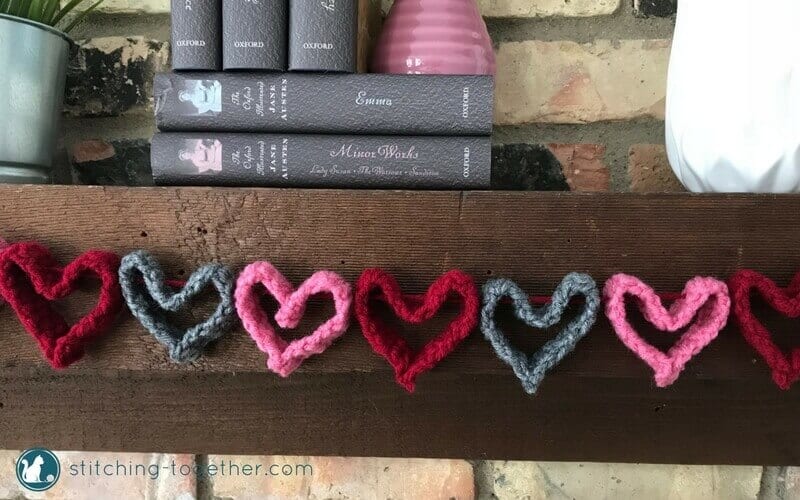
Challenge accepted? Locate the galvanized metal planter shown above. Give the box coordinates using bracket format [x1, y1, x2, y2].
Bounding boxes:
[0, 14, 70, 184]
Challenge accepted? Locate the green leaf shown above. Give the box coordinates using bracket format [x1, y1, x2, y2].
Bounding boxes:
[11, 0, 28, 17]
[1, 0, 105, 30]
[41, 0, 59, 25]
[61, 0, 103, 32]
[26, 0, 43, 23]
[50, 0, 87, 26]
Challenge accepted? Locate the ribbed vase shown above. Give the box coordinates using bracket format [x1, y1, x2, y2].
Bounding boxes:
[371, 0, 495, 75]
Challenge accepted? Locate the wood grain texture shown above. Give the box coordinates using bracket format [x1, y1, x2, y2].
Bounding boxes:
[0, 185, 799, 464]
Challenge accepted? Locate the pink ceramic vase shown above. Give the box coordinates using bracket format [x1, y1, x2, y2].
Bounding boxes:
[371, 0, 496, 75]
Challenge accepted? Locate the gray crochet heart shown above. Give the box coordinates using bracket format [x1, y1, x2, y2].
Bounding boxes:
[481, 273, 600, 395]
[119, 250, 236, 363]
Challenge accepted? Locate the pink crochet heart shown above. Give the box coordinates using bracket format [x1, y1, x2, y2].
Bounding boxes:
[235, 262, 352, 377]
[603, 274, 731, 387]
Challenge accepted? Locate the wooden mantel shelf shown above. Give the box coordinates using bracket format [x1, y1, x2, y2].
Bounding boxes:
[0, 185, 799, 465]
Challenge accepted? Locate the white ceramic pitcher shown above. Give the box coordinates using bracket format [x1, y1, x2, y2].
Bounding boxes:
[665, 0, 800, 192]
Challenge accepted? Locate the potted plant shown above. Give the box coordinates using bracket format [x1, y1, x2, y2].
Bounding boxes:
[0, 0, 103, 184]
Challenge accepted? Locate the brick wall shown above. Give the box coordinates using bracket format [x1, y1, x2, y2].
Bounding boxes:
[0, 450, 773, 499]
[63, 0, 684, 193]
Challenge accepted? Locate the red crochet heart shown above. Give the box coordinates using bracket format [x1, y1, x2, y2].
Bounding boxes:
[355, 269, 479, 393]
[729, 269, 800, 390]
[0, 242, 123, 368]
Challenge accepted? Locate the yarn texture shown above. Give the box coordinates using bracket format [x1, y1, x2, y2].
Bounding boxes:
[0, 237, 7, 307]
[355, 269, 479, 393]
[235, 262, 352, 377]
[481, 273, 600, 395]
[729, 270, 800, 390]
[119, 250, 236, 363]
[0, 242, 122, 368]
[604, 274, 731, 387]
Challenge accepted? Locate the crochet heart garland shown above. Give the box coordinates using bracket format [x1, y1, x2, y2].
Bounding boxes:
[235, 262, 352, 377]
[355, 269, 480, 392]
[0, 237, 7, 307]
[119, 250, 237, 363]
[5, 233, 797, 394]
[481, 273, 601, 395]
[729, 270, 800, 390]
[0, 242, 123, 368]
[603, 274, 731, 387]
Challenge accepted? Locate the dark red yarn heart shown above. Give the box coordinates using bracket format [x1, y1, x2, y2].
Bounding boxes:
[355, 269, 479, 393]
[0, 242, 123, 369]
[729, 270, 800, 390]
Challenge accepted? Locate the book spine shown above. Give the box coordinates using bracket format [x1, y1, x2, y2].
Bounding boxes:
[223, 0, 288, 71]
[150, 133, 491, 189]
[289, 0, 357, 73]
[171, 0, 222, 70]
[154, 72, 494, 135]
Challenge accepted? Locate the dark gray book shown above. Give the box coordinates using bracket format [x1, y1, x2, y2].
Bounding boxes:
[170, 0, 221, 70]
[154, 72, 494, 135]
[289, 0, 356, 72]
[150, 132, 491, 189]
[223, 0, 288, 71]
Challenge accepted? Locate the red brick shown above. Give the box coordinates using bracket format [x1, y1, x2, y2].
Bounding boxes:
[628, 144, 686, 192]
[495, 40, 670, 124]
[71, 140, 116, 164]
[548, 144, 610, 192]
[209, 456, 474, 499]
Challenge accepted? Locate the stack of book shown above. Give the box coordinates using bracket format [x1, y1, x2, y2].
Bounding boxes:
[151, 0, 494, 189]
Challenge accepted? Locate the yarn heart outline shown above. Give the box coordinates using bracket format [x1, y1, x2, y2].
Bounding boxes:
[729, 270, 800, 390]
[235, 262, 352, 377]
[355, 268, 480, 393]
[0, 242, 123, 368]
[603, 274, 731, 387]
[119, 250, 236, 363]
[0, 237, 7, 307]
[481, 273, 601, 395]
